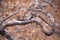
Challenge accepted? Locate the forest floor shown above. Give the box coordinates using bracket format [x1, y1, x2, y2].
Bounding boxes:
[0, 0, 60, 40]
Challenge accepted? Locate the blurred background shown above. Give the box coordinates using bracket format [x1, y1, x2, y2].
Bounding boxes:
[0, 0, 60, 40]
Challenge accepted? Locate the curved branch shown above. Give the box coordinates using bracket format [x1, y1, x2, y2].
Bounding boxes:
[2, 19, 36, 28]
[34, 17, 55, 36]
[3, 8, 21, 21]
[2, 17, 55, 36]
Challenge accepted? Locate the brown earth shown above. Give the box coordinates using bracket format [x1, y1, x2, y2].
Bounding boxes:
[0, 0, 60, 40]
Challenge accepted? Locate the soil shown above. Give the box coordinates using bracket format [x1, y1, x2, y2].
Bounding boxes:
[0, 0, 60, 40]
